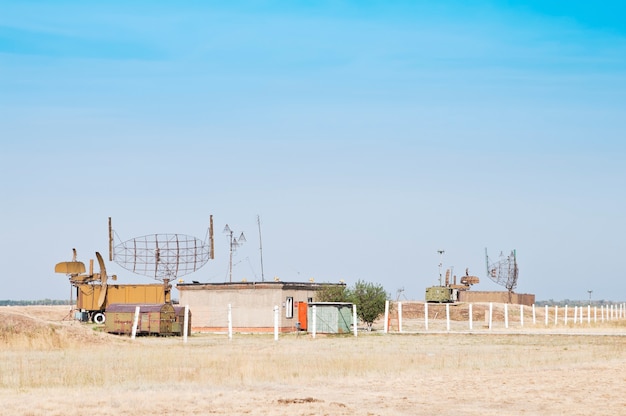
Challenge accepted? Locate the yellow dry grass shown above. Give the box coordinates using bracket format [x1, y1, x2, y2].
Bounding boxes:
[1, 306, 625, 416]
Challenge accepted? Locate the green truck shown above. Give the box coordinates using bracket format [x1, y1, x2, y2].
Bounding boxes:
[425, 286, 458, 303]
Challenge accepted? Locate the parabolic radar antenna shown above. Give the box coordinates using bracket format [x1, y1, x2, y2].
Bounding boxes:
[109, 216, 215, 282]
[485, 248, 519, 293]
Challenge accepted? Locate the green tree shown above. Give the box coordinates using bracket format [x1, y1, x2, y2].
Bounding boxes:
[315, 284, 350, 302]
[348, 280, 388, 331]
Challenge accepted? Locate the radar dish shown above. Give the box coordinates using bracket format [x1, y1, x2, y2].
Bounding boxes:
[485, 248, 518, 292]
[113, 234, 212, 281]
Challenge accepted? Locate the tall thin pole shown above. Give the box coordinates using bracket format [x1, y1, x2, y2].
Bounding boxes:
[437, 250, 445, 286]
[224, 224, 244, 283]
[108, 217, 113, 261]
[209, 215, 214, 260]
[228, 230, 234, 283]
[257, 215, 265, 282]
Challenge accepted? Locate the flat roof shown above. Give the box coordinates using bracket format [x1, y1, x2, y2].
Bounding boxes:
[177, 281, 345, 291]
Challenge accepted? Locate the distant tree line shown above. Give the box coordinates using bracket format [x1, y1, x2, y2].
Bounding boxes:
[0, 299, 72, 306]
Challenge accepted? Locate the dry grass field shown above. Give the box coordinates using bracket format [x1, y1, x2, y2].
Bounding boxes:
[1, 305, 625, 415]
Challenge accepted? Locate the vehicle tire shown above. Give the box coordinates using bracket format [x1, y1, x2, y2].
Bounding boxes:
[93, 312, 106, 324]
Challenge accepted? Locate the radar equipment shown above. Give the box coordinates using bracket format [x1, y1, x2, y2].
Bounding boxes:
[425, 250, 479, 303]
[111, 216, 215, 282]
[55, 249, 114, 322]
[55, 216, 216, 324]
[485, 248, 519, 301]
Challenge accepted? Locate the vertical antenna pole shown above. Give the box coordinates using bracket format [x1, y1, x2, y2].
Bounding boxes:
[229, 230, 233, 283]
[257, 215, 265, 282]
[437, 250, 445, 286]
[209, 215, 214, 260]
[484, 247, 489, 278]
[108, 217, 113, 261]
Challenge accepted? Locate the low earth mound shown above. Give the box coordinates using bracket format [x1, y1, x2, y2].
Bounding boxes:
[0, 306, 118, 349]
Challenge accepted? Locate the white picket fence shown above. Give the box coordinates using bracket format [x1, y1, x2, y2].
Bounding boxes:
[170, 301, 624, 341]
[382, 301, 626, 333]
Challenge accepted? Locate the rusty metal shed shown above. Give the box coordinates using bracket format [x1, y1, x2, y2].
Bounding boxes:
[104, 303, 177, 336]
[173, 305, 192, 336]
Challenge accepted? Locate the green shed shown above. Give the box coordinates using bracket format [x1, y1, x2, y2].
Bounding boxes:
[307, 302, 354, 334]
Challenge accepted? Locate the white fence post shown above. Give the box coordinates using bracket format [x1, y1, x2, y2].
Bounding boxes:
[353, 304, 358, 337]
[424, 302, 429, 331]
[469, 303, 473, 330]
[601, 305, 604, 323]
[398, 302, 403, 333]
[131, 305, 140, 340]
[228, 303, 233, 340]
[545, 305, 548, 326]
[446, 303, 450, 332]
[273, 305, 279, 341]
[504, 303, 509, 329]
[489, 302, 493, 330]
[554, 306, 558, 325]
[564, 305, 568, 325]
[532, 304, 536, 325]
[312, 305, 317, 338]
[587, 305, 591, 324]
[594, 306, 597, 323]
[520, 304, 524, 327]
[574, 306, 578, 324]
[383, 300, 389, 334]
[183, 304, 189, 343]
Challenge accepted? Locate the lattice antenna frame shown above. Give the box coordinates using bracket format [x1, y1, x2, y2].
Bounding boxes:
[109, 217, 215, 282]
[485, 249, 519, 292]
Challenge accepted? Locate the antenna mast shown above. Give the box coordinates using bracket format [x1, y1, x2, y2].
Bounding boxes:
[108, 217, 113, 261]
[257, 215, 265, 282]
[437, 249, 445, 286]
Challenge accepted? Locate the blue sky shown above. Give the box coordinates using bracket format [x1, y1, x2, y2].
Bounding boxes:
[1, 1, 625, 302]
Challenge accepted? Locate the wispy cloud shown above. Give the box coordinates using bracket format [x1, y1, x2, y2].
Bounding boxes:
[0, 25, 164, 60]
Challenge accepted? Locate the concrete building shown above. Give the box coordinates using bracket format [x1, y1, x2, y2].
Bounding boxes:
[176, 281, 345, 333]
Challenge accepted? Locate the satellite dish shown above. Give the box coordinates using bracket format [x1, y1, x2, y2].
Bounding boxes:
[485, 248, 519, 293]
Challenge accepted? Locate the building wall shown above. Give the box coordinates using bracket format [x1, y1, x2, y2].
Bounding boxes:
[458, 291, 535, 306]
[177, 282, 335, 332]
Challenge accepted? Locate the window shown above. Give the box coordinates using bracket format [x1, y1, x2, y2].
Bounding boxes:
[286, 296, 294, 319]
